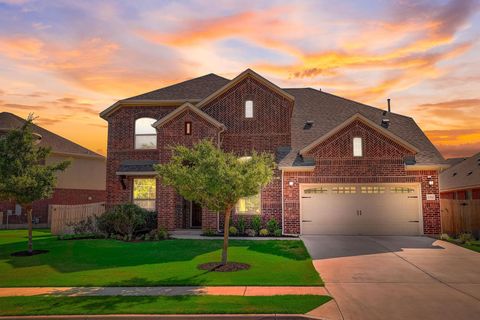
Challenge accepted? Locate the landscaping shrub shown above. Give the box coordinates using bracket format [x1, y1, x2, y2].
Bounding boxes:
[458, 233, 474, 244]
[67, 217, 96, 235]
[245, 228, 256, 237]
[236, 216, 246, 235]
[202, 228, 216, 236]
[266, 218, 278, 234]
[157, 228, 169, 240]
[229, 226, 239, 236]
[97, 204, 152, 238]
[259, 228, 269, 236]
[440, 233, 451, 241]
[273, 229, 282, 237]
[251, 216, 261, 234]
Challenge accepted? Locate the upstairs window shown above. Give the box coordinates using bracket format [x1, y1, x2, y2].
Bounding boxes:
[185, 121, 192, 135]
[245, 100, 253, 118]
[135, 118, 157, 149]
[353, 137, 363, 157]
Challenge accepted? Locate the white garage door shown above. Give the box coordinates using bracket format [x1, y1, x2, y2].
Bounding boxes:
[300, 184, 422, 235]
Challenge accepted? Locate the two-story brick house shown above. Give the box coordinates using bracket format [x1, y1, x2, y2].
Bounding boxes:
[101, 69, 448, 236]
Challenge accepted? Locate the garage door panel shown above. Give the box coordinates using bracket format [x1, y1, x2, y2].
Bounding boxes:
[300, 184, 421, 235]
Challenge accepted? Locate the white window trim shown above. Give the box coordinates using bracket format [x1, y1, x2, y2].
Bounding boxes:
[134, 118, 157, 150]
[353, 137, 363, 157]
[245, 100, 253, 118]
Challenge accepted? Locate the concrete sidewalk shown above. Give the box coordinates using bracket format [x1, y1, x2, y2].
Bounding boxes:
[0, 286, 328, 297]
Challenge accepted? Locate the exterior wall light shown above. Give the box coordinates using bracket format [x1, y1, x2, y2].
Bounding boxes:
[288, 181, 294, 187]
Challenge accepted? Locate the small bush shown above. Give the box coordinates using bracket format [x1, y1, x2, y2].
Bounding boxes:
[273, 229, 282, 237]
[458, 233, 473, 244]
[259, 228, 269, 236]
[245, 228, 256, 237]
[96, 204, 151, 238]
[440, 233, 451, 241]
[251, 216, 261, 234]
[266, 218, 278, 234]
[68, 217, 96, 235]
[229, 226, 239, 236]
[202, 228, 216, 236]
[157, 228, 169, 240]
[237, 216, 246, 235]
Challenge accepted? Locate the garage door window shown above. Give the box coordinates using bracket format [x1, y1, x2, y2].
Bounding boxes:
[332, 186, 356, 194]
[361, 186, 385, 194]
[391, 187, 415, 193]
[304, 187, 328, 194]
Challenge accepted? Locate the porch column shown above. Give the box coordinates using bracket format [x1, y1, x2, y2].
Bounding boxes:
[202, 207, 218, 232]
[157, 183, 176, 231]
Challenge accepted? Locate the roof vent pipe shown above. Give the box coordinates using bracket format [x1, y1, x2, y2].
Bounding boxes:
[387, 98, 391, 113]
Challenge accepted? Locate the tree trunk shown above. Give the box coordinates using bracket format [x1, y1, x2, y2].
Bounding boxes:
[27, 205, 33, 254]
[221, 205, 233, 266]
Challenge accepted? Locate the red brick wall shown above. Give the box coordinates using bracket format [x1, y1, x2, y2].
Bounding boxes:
[202, 76, 293, 154]
[282, 120, 441, 235]
[1, 188, 106, 225]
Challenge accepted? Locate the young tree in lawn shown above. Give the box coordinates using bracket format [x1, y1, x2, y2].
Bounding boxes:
[0, 115, 70, 255]
[155, 140, 275, 265]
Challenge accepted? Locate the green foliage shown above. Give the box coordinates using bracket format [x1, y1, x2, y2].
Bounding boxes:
[250, 216, 262, 234]
[245, 229, 256, 237]
[157, 228, 169, 240]
[202, 229, 217, 236]
[229, 226, 238, 236]
[0, 115, 70, 206]
[273, 229, 282, 237]
[266, 219, 279, 234]
[259, 229, 269, 236]
[96, 204, 152, 238]
[458, 233, 474, 244]
[155, 140, 275, 213]
[67, 217, 96, 235]
[236, 216, 246, 235]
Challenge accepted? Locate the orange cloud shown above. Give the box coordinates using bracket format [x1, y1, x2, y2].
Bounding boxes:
[137, 8, 302, 57]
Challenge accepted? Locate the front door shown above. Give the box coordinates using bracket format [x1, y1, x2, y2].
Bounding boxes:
[191, 201, 202, 228]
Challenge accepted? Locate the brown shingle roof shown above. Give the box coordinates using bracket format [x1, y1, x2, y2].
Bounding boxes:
[440, 152, 480, 191]
[280, 88, 446, 167]
[125, 73, 230, 101]
[0, 112, 103, 158]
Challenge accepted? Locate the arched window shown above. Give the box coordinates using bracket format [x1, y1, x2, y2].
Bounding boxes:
[135, 118, 157, 149]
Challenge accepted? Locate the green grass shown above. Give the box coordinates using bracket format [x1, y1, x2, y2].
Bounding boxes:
[457, 240, 480, 253]
[0, 295, 331, 315]
[0, 229, 322, 287]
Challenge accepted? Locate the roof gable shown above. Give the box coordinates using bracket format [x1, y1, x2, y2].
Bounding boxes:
[300, 113, 419, 155]
[440, 152, 480, 191]
[196, 69, 295, 109]
[100, 74, 229, 119]
[152, 102, 225, 129]
[0, 112, 103, 158]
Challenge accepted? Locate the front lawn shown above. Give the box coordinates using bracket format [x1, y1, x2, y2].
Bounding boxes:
[0, 295, 331, 315]
[447, 239, 480, 253]
[0, 229, 322, 286]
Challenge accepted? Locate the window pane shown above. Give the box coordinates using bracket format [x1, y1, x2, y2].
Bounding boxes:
[133, 178, 156, 201]
[353, 137, 362, 157]
[135, 135, 157, 149]
[236, 192, 260, 214]
[134, 200, 156, 211]
[135, 118, 156, 134]
[245, 100, 253, 118]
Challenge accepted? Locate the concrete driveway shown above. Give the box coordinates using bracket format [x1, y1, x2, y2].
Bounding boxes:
[302, 236, 480, 320]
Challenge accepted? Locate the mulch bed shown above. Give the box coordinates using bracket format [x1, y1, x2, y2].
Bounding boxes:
[198, 262, 251, 272]
[11, 250, 49, 257]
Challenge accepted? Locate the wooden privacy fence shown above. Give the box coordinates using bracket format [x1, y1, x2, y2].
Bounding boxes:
[441, 199, 480, 236]
[49, 202, 106, 235]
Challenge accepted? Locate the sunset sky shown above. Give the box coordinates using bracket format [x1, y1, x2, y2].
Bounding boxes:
[0, 0, 479, 158]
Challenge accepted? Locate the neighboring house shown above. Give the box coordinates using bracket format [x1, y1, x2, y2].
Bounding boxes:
[0, 112, 106, 228]
[440, 152, 480, 200]
[101, 69, 448, 236]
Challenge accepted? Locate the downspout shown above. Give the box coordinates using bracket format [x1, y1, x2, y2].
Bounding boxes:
[281, 169, 285, 235]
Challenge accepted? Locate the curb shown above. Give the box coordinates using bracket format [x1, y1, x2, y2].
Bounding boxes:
[0, 314, 322, 320]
